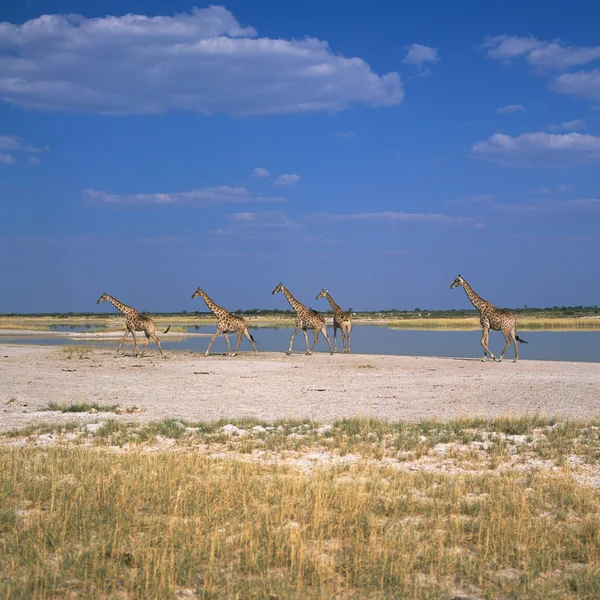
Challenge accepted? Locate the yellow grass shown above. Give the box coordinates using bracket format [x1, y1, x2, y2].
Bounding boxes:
[2, 416, 600, 599]
[3, 314, 600, 332]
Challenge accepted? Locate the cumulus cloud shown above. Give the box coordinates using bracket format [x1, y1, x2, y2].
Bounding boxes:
[481, 35, 545, 60]
[482, 35, 600, 70]
[548, 119, 585, 131]
[273, 174, 300, 186]
[84, 185, 285, 206]
[403, 44, 440, 75]
[552, 69, 600, 103]
[0, 152, 16, 164]
[314, 211, 484, 228]
[471, 132, 600, 166]
[252, 167, 270, 178]
[0, 7, 404, 115]
[496, 104, 525, 114]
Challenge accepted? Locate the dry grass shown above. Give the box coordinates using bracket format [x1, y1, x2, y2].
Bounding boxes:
[2, 417, 600, 598]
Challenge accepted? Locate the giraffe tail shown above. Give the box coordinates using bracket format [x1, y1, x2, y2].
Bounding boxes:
[250, 333, 256, 343]
[163, 325, 171, 334]
[516, 335, 527, 344]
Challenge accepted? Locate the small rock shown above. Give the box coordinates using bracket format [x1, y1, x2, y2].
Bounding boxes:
[222, 424, 248, 437]
[252, 425, 266, 433]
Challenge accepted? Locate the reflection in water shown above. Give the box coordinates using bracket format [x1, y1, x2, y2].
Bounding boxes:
[2, 325, 600, 363]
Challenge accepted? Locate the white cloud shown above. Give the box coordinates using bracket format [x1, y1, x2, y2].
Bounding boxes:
[446, 194, 495, 206]
[314, 211, 484, 228]
[471, 132, 600, 166]
[214, 211, 301, 236]
[552, 69, 600, 103]
[0, 7, 404, 115]
[0, 152, 16, 164]
[252, 167, 270, 178]
[28, 156, 41, 165]
[496, 104, 525, 114]
[527, 42, 600, 70]
[403, 44, 440, 75]
[0, 134, 43, 153]
[84, 185, 285, 206]
[273, 174, 300, 186]
[548, 119, 586, 131]
[481, 35, 545, 60]
[482, 35, 600, 70]
[494, 198, 600, 212]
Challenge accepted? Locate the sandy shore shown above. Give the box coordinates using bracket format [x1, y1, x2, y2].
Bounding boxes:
[1, 343, 599, 431]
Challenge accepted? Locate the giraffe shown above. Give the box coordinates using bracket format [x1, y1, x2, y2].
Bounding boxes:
[96, 293, 169, 358]
[316, 289, 353, 353]
[272, 283, 333, 355]
[450, 275, 527, 362]
[191, 288, 257, 356]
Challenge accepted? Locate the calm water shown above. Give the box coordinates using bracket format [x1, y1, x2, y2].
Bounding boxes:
[1, 326, 599, 363]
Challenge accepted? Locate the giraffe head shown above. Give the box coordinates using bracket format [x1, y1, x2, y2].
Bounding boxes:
[450, 274, 465, 290]
[97, 292, 109, 304]
[272, 282, 284, 295]
[191, 287, 203, 300]
[316, 289, 327, 300]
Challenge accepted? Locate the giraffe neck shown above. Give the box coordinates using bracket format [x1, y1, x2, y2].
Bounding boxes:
[324, 292, 341, 313]
[198, 290, 229, 318]
[105, 295, 137, 317]
[281, 286, 307, 314]
[461, 280, 490, 314]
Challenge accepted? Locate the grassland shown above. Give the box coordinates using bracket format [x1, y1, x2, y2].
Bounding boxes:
[2, 307, 600, 332]
[2, 416, 600, 599]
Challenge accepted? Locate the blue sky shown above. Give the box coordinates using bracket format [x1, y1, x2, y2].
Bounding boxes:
[1, 0, 599, 313]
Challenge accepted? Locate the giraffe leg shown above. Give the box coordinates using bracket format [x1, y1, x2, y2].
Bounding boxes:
[152, 333, 165, 358]
[243, 328, 258, 353]
[340, 326, 346, 353]
[480, 327, 495, 362]
[321, 326, 334, 355]
[308, 330, 320, 354]
[304, 330, 311, 354]
[498, 330, 512, 363]
[131, 330, 140, 358]
[288, 327, 301, 355]
[117, 329, 130, 355]
[205, 329, 222, 356]
[231, 331, 243, 356]
[332, 325, 339, 353]
[223, 333, 232, 356]
[512, 330, 519, 362]
[347, 322, 352, 354]
[140, 332, 151, 357]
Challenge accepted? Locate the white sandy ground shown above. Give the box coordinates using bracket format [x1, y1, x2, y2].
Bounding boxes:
[1, 343, 599, 432]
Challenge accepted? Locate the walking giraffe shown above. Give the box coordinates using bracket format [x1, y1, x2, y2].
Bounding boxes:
[272, 283, 333, 355]
[450, 275, 527, 362]
[191, 288, 257, 356]
[316, 289, 353, 353]
[96, 293, 170, 358]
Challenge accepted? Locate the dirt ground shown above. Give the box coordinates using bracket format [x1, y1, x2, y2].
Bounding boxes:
[1, 343, 599, 431]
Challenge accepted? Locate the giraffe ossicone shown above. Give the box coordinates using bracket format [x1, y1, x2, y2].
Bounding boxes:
[450, 275, 527, 362]
[96, 293, 168, 358]
[191, 287, 257, 357]
[272, 283, 333, 355]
